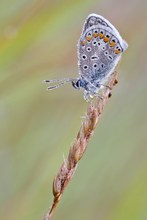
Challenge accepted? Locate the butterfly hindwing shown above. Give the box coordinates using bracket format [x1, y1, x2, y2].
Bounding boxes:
[78, 14, 127, 84]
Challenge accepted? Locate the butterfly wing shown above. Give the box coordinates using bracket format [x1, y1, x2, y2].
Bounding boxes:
[82, 14, 128, 50]
[77, 14, 128, 84]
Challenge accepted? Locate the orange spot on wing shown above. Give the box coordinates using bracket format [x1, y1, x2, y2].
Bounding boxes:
[104, 37, 110, 43]
[86, 36, 92, 41]
[109, 41, 116, 47]
[81, 40, 86, 46]
[99, 33, 104, 39]
[114, 49, 121, 54]
[93, 33, 99, 38]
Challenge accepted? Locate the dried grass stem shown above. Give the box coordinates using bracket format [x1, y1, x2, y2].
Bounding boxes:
[44, 69, 118, 220]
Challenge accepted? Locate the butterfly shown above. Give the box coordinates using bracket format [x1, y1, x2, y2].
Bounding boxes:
[43, 14, 128, 101]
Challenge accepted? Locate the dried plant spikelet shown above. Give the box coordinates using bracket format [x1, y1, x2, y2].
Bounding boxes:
[53, 176, 61, 196]
[77, 138, 87, 160]
[67, 146, 75, 169]
[73, 140, 81, 163]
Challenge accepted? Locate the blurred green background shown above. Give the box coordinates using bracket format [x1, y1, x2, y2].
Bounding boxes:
[0, 0, 147, 220]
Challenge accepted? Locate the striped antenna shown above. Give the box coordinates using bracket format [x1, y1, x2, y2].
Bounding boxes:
[43, 78, 76, 91]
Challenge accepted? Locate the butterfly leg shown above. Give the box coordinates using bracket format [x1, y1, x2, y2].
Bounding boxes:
[83, 90, 91, 102]
[84, 90, 103, 101]
[93, 92, 103, 100]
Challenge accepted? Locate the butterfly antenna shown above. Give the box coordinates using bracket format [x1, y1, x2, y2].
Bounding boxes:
[43, 78, 77, 90]
[43, 78, 74, 84]
[47, 82, 69, 90]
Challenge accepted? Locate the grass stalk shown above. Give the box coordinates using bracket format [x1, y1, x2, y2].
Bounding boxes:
[44, 66, 119, 220]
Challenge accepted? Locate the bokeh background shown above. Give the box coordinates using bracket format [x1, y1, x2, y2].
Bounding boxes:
[0, 0, 147, 220]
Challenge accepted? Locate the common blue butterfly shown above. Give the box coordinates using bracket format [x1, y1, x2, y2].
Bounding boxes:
[43, 14, 128, 101]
